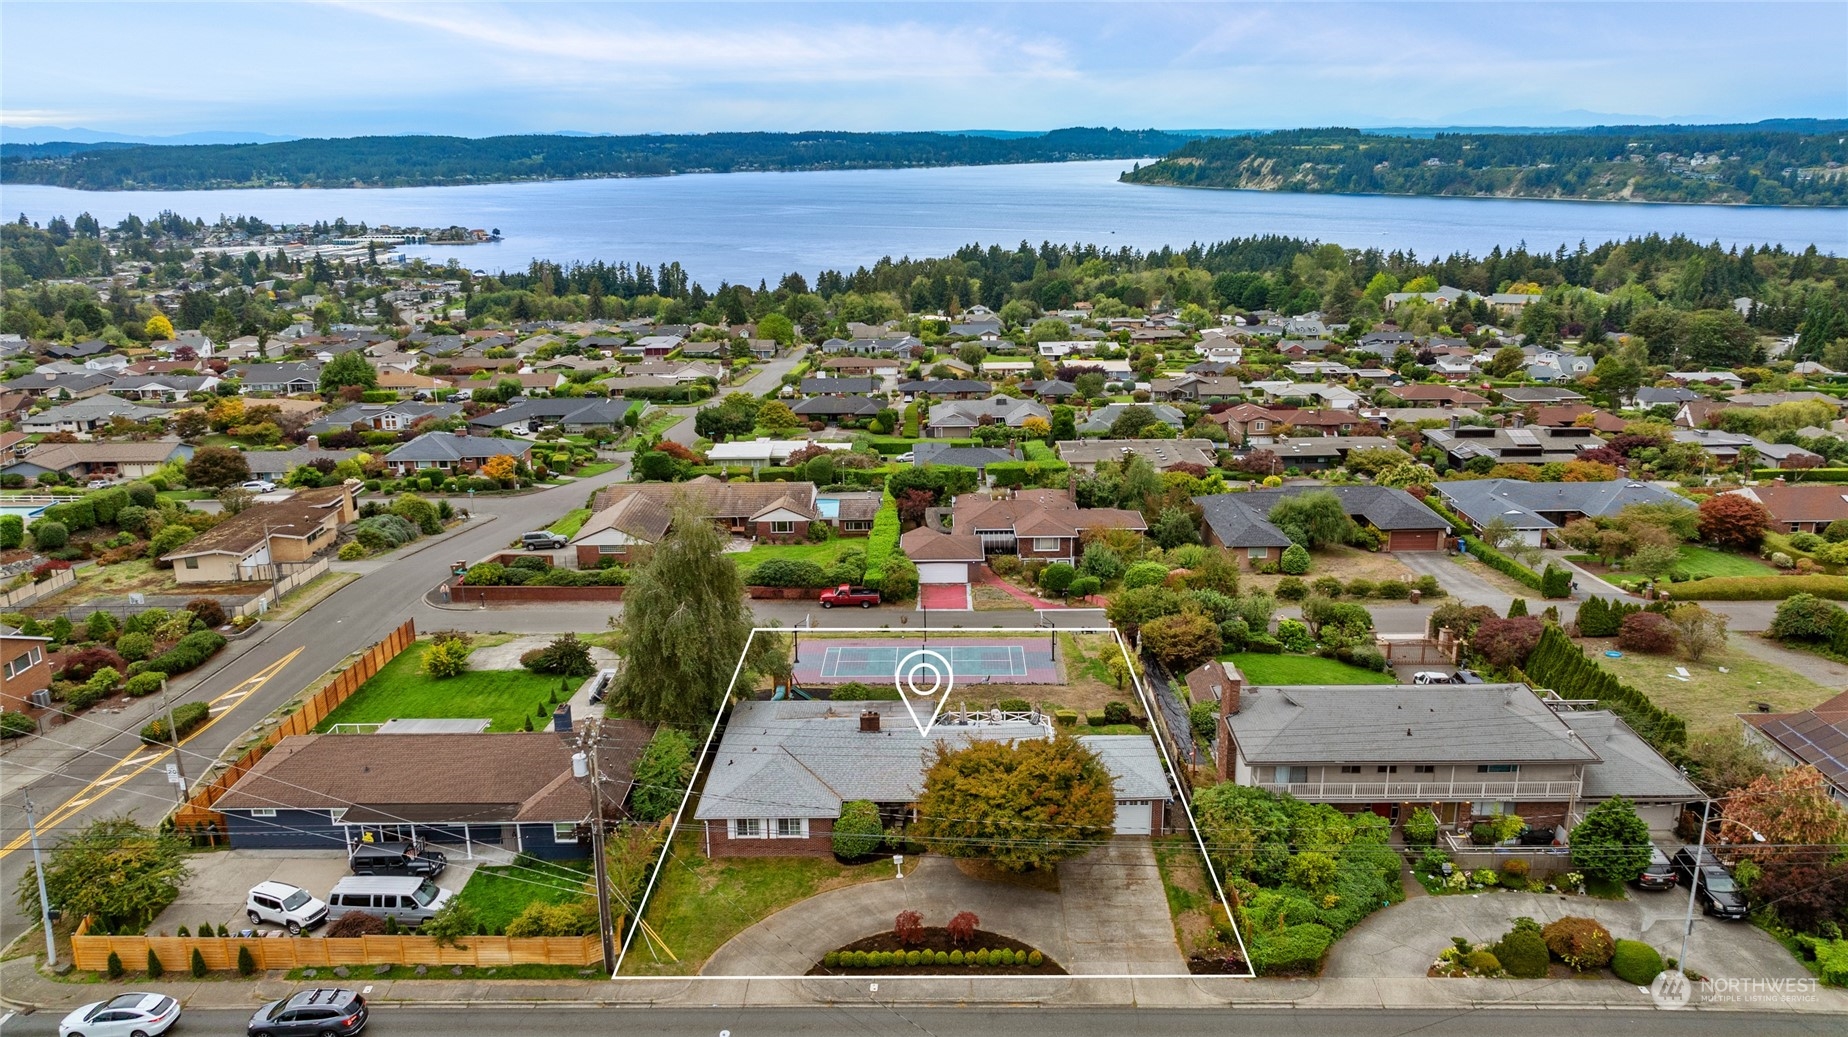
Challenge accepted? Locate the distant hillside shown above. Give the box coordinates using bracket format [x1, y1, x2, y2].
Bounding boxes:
[1121, 122, 1848, 206]
[0, 127, 1188, 190]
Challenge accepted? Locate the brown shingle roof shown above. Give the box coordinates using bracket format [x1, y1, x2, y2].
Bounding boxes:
[18, 440, 188, 468]
[1743, 483, 1848, 526]
[900, 526, 984, 562]
[163, 485, 351, 560]
[589, 475, 817, 524]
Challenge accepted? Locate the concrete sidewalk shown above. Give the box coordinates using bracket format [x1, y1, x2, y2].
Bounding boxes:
[6, 954, 1843, 1013]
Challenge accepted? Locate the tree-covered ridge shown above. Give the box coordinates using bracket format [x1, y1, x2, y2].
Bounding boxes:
[0, 127, 1188, 190]
[1123, 124, 1848, 206]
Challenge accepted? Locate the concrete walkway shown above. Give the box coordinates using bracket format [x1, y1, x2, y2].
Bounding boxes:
[702, 841, 1184, 977]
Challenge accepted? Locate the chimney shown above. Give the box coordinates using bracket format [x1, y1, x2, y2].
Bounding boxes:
[1215, 661, 1245, 781]
[859, 710, 881, 734]
[453, 427, 467, 437]
[1448, 416, 1459, 431]
[306, 434, 320, 451]
[1512, 415, 1525, 429]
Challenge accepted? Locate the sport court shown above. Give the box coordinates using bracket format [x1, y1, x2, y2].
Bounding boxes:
[792, 636, 1061, 686]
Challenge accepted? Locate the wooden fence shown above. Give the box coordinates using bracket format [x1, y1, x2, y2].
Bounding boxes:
[171, 618, 417, 835]
[71, 916, 604, 971]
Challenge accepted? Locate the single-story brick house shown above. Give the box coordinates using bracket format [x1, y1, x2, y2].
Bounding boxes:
[695, 701, 1172, 856]
[0, 440, 193, 482]
[1193, 484, 1448, 567]
[574, 476, 825, 564]
[212, 723, 649, 859]
[949, 489, 1147, 563]
[162, 483, 358, 584]
[900, 526, 986, 585]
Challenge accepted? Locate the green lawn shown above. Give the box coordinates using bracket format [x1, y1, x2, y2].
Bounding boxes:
[549, 508, 593, 537]
[1219, 652, 1395, 685]
[316, 642, 569, 733]
[452, 855, 593, 934]
[731, 539, 865, 580]
[572, 462, 618, 478]
[619, 834, 887, 976]
[1585, 636, 1836, 736]
[1675, 545, 1775, 579]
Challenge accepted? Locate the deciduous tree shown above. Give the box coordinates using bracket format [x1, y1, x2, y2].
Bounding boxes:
[1570, 797, 1652, 883]
[183, 445, 250, 488]
[1697, 493, 1770, 551]
[911, 737, 1117, 872]
[318, 351, 378, 395]
[14, 817, 185, 932]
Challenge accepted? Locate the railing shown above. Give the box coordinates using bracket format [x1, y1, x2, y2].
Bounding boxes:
[1257, 779, 1582, 801]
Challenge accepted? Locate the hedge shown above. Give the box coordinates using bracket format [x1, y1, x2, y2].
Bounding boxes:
[986, 459, 1071, 489]
[1752, 468, 1848, 483]
[750, 558, 832, 588]
[140, 701, 210, 744]
[1462, 536, 1543, 591]
[1420, 495, 1475, 536]
[143, 631, 228, 676]
[1611, 939, 1664, 985]
[1524, 625, 1687, 753]
[864, 487, 901, 585]
[1664, 574, 1848, 601]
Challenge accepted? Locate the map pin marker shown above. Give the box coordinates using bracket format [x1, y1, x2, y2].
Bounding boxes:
[894, 648, 954, 736]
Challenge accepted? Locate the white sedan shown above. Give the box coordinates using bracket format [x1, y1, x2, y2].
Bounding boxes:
[59, 992, 181, 1037]
[241, 479, 278, 493]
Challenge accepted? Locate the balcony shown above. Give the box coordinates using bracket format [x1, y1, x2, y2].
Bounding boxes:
[1255, 779, 1582, 802]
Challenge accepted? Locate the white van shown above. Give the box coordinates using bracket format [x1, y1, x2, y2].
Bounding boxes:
[324, 875, 454, 929]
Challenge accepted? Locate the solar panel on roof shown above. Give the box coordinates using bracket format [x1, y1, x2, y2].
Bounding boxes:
[1506, 429, 1541, 447]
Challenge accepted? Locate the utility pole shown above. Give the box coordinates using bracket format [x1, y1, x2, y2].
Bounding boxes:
[159, 678, 188, 806]
[573, 724, 616, 973]
[24, 795, 57, 968]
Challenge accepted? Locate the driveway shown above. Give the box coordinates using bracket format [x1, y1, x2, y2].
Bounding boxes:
[701, 840, 1184, 976]
[149, 848, 479, 936]
[1325, 888, 1809, 987]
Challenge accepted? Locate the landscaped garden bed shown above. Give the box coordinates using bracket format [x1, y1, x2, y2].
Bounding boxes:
[1428, 915, 1664, 985]
[811, 926, 1061, 975]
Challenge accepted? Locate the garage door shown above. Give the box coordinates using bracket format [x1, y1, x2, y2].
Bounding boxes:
[1113, 800, 1153, 836]
[916, 562, 968, 585]
[1388, 529, 1443, 552]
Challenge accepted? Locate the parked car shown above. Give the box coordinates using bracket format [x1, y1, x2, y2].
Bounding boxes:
[324, 875, 453, 929]
[247, 988, 368, 1037]
[246, 880, 328, 934]
[895, 451, 916, 463]
[451, 388, 473, 402]
[1516, 825, 1557, 846]
[1633, 846, 1679, 890]
[241, 479, 278, 493]
[60, 992, 181, 1037]
[1453, 669, 1485, 684]
[85, 478, 113, 490]
[521, 530, 568, 550]
[1411, 671, 1455, 684]
[819, 584, 881, 608]
[1671, 846, 1747, 918]
[349, 839, 447, 878]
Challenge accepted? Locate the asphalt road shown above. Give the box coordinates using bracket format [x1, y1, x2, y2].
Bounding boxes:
[3, 1005, 1843, 1037]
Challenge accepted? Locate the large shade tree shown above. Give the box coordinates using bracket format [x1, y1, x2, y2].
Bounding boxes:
[1569, 796, 1652, 883]
[911, 736, 1116, 871]
[607, 501, 787, 726]
[16, 817, 186, 933]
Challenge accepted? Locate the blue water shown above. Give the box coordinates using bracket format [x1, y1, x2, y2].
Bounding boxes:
[3, 161, 1843, 286]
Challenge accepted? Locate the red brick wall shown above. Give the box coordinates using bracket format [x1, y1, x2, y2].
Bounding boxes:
[703, 818, 836, 857]
[1017, 538, 1074, 561]
[752, 520, 810, 543]
[1457, 801, 1570, 831]
[575, 545, 629, 568]
[0, 637, 51, 715]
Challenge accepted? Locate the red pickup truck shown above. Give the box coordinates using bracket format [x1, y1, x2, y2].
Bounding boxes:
[819, 584, 881, 608]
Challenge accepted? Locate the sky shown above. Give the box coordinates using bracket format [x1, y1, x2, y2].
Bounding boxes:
[2, 1, 1844, 140]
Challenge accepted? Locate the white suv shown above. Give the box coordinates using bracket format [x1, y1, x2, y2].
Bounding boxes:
[246, 880, 328, 934]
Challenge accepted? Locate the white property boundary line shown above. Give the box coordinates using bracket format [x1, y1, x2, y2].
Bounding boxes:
[612, 624, 1254, 980]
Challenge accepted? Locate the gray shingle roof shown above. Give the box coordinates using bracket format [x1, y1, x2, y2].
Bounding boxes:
[384, 431, 527, 463]
[1193, 485, 1447, 548]
[1437, 479, 1690, 532]
[1226, 684, 1601, 765]
[1559, 711, 1701, 802]
[1076, 736, 1172, 799]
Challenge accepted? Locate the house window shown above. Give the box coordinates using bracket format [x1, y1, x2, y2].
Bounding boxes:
[1476, 764, 1518, 774]
[1252, 421, 1267, 432]
[597, 544, 625, 555]
[770, 521, 794, 534]
[1473, 801, 1516, 817]
[328, 808, 347, 823]
[1032, 537, 1061, 552]
[1276, 766, 1309, 784]
[553, 822, 578, 844]
[5, 648, 41, 679]
[249, 808, 276, 818]
[1414, 765, 1436, 774]
[184, 557, 198, 569]
[731, 818, 764, 839]
[1339, 766, 1362, 774]
[1376, 766, 1398, 774]
[775, 818, 807, 839]
[842, 520, 872, 532]
[1248, 547, 1268, 559]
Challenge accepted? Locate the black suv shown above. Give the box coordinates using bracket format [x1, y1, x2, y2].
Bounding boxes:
[248, 988, 368, 1036]
[349, 840, 447, 878]
[1671, 846, 1747, 918]
[1633, 846, 1679, 891]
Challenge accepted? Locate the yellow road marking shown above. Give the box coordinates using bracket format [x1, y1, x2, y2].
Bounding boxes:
[1, 646, 304, 859]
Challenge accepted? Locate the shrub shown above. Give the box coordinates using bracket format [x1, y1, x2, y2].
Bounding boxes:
[29, 519, 68, 550]
[750, 558, 831, 588]
[520, 632, 596, 676]
[1403, 807, 1439, 846]
[190, 947, 207, 978]
[147, 948, 164, 978]
[934, 950, 949, 965]
[833, 800, 884, 859]
[1279, 543, 1311, 575]
[894, 909, 925, 947]
[1344, 578, 1376, 599]
[949, 950, 964, 965]
[1542, 916, 1614, 971]
[0, 514, 22, 549]
[1038, 562, 1077, 596]
[505, 901, 596, 937]
[1027, 949, 1044, 966]
[1067, 575, 1101, 599]
[106, 949, 126, 978]
[147, 523, 196, 565]
[0, 710, 36, 738]
[824, 951, 840, 968]
[1079, 543, 1124, 581]
[905, 950, 922, 967]
[57, 646, 125, 683]
[1617, 611, 1679, 654]
[947, 910, 978, 945]
[1495, 928, 1550, 979]
[1611, 939, 1664, 985]
[338, 542, 368, 560]
[140, 701, 209, 744]
[143, 631, 227, 676]
[1375, 579, 1411, 600]
[185, 597, 228, 629]
[1274, 576, 1306, 601]
[327, 913, 388, 938]
[1464, 950, 1503, 975]
[976, 949, 991, 966]
[114, 631, 156, 662]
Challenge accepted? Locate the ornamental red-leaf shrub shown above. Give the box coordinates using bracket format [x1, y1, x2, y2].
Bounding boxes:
[894, 910, 925, 947]
[1616, 611, 1679, 654]
[947, 911, 979, 946]
[1697, 493, 1771, 551]
[1470, 616, 1544, 671]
